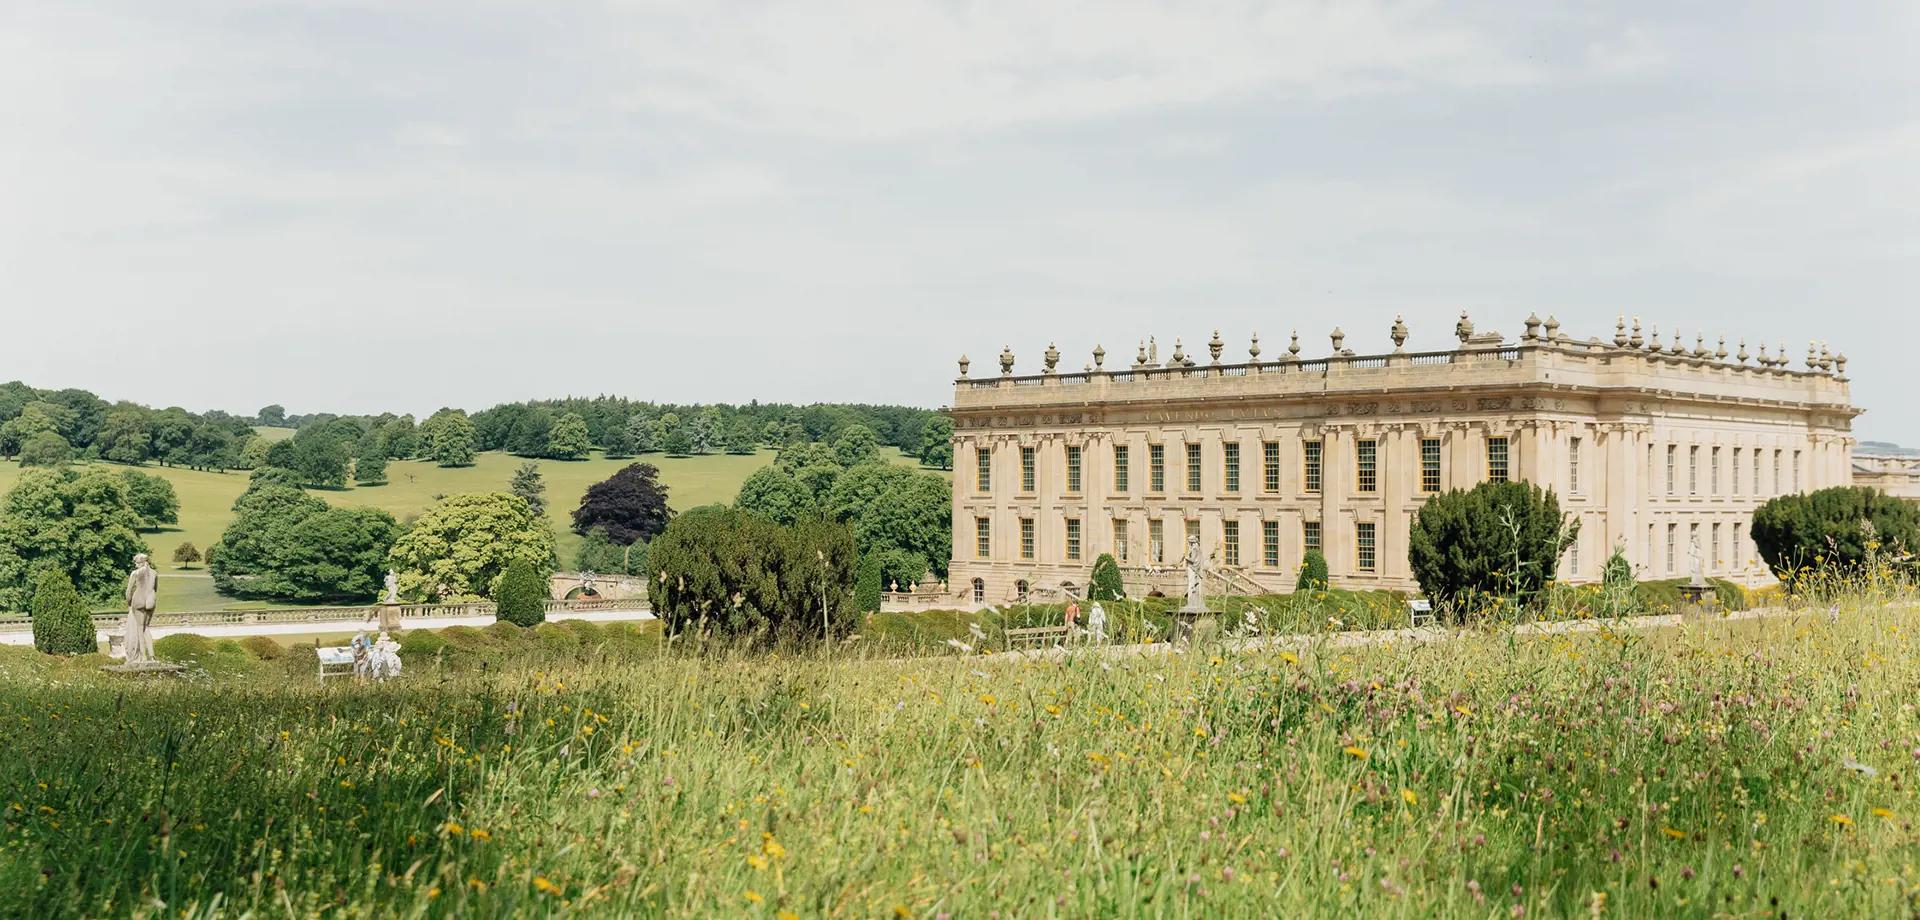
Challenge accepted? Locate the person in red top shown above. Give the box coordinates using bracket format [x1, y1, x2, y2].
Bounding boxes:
[1064, 600, 1080, 631]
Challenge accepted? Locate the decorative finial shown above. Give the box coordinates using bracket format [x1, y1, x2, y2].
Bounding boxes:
[1806, 340, 1817, 371]
[1248, 332, 1262, 364]
[1834, 352, 1848, 379]
[1135, 339, 1148, 368]
[1454, 311, 1475, 344]
[1715, 334, 1727, 361]
[1693, 332, 1706, 358]
[1329, 326, 1346, 354]
[1736, 337, 1748, 363]
[1649, 324, 1661, 351]
[1818, 341, 1832, 372]
[1544, 314, 1561, 341]
[1757, 340, 1769, 366]
[958, 354, 970, 377]
[1523, 312, 1542, 341]
[1208, 329, 1224, 365]
[1170, 337, 1185, 365]
[1093, 344, 1106, 369]
[1778, 339, 1787, 369]
[1390, 314, 1408, 352]
[1670, 328, 1687, 356]
[1043, 342, 1060, 374]
[1287, 329, 1301, 360]
[1614, 315, 1628, 347]
[999, 345, 1015, 376]
[1630, 315, 1643, 349]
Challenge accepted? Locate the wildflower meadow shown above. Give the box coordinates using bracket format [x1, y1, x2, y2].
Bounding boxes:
[4, 594, 1919, 917]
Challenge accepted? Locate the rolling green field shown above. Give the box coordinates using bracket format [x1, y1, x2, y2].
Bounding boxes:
[0, 445, 935, 597]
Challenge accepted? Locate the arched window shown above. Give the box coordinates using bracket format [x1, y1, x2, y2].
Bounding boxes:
[1016, 580, 1030, 603]
[1060, 581, 1078, 599]
[971, 578, 985, 604]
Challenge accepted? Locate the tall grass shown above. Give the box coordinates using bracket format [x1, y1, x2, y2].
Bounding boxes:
[2, 590, 1918, 917]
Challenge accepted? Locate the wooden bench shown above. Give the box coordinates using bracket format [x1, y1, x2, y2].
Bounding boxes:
[317, 646, 358, 681]
[1005, 625, 1071, 648]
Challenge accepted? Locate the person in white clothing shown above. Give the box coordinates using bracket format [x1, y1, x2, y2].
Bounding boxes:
[1087, 602, 1107, 643]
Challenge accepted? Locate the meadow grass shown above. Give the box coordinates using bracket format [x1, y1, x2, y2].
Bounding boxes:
[0, 446, 932, 585]
[3, 594, 1917, 918]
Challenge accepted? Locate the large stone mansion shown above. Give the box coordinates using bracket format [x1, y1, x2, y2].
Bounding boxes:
[945, 313, 1858, 603]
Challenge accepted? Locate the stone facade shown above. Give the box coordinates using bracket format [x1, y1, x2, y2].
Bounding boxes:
[1855, 453, 1920, 502]
[946, 315, 1858, 604]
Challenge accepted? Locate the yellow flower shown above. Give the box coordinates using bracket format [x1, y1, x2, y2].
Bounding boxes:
[443, 822, 464, 836]
[1194, 727, 1208, 737]
[1343, 746, 1368, 760]
[1829, 814, 1853, 827]
[533, 877, 558, 894]
[745, 890, 764, 904]
[763, 839, 787, 858]
[427, 887, 441, 899]
[979, 696, 997, 705]
[894, 906, 911, 918]
[1228, 793, 1247, 805]
[778, 913, 800, 920]
[1401, 789, 1418, 806]
[1662, 827, 1686, 839]
[468, 879, 488, 891]
[748, 855, 768, 870]
[470, 829, 491, 841]
[1872, 808, 1895, 819]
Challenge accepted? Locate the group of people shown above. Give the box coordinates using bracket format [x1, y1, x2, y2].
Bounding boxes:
[350, 631, 403, 681]
[1059, 599, 1108, 642]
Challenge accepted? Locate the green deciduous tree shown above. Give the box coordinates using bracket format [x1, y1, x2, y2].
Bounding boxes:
[832, 424, 881, 467]
[1407, 481, 1578, 615]
[387, 491, 555, 602]
[172, 541, 202, 567]
[96, 405, 153, 464]
[420, 409, 477, 467]
[120, 470, 179, 529]
[508, 461, 547, 517]
[18, 431, 72, 467]
[1750, 485, 1920, 582]
[647, 507, 857, 643]
[355, 436, 389, 485]
[1088, 553, 1125, 602]
[723, 417, 760, 455]
[918, 415, 954, 469]
[851, 473, 952, 578]
[573, 463, 673, 545]
[0, 469, 151, 611]
[601, 421, 636, 459]
[547, 413, 592, 460]
[31, 570, 97, 655]
[735, 466, 817, 526]
[495, 558, 548, 627]
[575, 527, 649, 577]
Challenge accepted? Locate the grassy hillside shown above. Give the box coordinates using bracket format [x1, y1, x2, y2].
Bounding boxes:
[0, 447, 933, 583]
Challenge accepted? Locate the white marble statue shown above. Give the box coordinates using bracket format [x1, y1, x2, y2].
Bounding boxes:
[1087, 601, 1107, 643]
[122, 554, 158, 664]
[1183, 534, 1204, 610]
[369, 632, 402, 680]
[1688, 534, 1705, 586]
[383, 569, 399, 604]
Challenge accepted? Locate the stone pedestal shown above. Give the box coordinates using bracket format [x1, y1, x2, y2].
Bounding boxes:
[1170, 598, 1210, 644]
[1677, 582, 1715, 614]
[377, 601, 402, 633]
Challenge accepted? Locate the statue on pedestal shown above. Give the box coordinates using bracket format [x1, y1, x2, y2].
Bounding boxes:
[383, 569, 400, 605]
[122, 554, 158, 665]
[1182, 534, 1205, 613]
[1688, 534, 1705, 587]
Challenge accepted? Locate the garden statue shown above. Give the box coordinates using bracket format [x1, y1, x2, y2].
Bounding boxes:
[1088, 601, 1107, 643]
[1688, 534, 1705, 587]
[370, 632, 402, 681]
[122, 554, 158, 665]
[1182, 534, 1205, 614]
[383, 569, 399, 604]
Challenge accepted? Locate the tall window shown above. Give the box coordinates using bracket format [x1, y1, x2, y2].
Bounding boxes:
[1065, 518, 1081, 561]
[1186, 443, 1203, 493]
[1648, 445, 1657, 498]
[975, 447, 991, 493]
[1568, 538, 1580, 577]
[1065, 446, 1082, 494]
[1568, 438, 1582, 494]
[971, 578, 985, 604]
[1148, 444, 1165, 493]
[1303, 440, 1323, 493]
[1711, 522, 1722, 569]
[1731, 448, 1741, 495]
[1303, 520, 1322, 555]
[1752, 450, 1761, 496]
[1185, 518, 1200, 553]
[1420, 438, 1441, 493]
[1112, 519, 1130, 562]
[1486, 437, 1509, 483]
[1223, 442, 1241, 493]
[975, 517, 991, 558]
[1355, 522, 1376, 572]
[1733, 523, 1745, 567]
[1222, 520, 1240, 567]
[1020, 446, 1036, 493]
[1262, 521, 1280, 568]
[1020, 518, 1035, 560]
[1711, 446, 1721, 494]
[1149, 519, 1165, 563]
[1688, 446, 1699, 495]
[1666, 445, 1677, 495]
[1772, 449, 1781, 494]
[1666, 524, 1677, 574]
[1113, 445, 1129, 493]
[1263, 441, 1281, 493]
[1793, 451, 1802, 492]
[1356, 439, 1378, 493]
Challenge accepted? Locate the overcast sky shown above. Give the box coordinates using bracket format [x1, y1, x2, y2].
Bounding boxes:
[2, 1, 1915, 440]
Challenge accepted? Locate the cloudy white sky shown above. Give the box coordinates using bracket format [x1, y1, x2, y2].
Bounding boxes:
[2, 1, 1915, 439]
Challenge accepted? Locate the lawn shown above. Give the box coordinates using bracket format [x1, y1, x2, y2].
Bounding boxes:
[0, 446, 936, 583]
[1, 596, 1914, 917]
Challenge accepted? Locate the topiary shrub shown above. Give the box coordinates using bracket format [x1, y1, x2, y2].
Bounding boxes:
[31, 570, 97, 655]
[533, 622, 581, 657]
[495, 559, 548, 627]
[239, 635, 284, 660]
[1407, 481, 1578, 616]
[155, 633, 215, 664]
[855, 555, 883, 613]
[1294, 551, 1329, 592]
[1751, 486, 1920, 584]
[1088, 553, 1125, 601]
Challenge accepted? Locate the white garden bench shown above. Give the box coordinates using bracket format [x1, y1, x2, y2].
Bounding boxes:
[317, 646, 358, 681]
[1409, 598, 1436, 628]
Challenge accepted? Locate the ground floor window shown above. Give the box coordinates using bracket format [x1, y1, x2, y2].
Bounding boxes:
[1222, 520, 1240, 567]
[1355, 522, 1376, 572]
[1262, 521, 1280, 568]
[971, 578, 985, 604]
[1016, 580, 1030, 603]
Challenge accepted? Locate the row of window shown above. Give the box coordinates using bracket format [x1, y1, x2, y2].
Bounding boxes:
[1652, 445, 1801, 499]
[975, 437, 1510, 496]
[974, 516, 1375, 570]
[1646, 521, 1754, 575]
